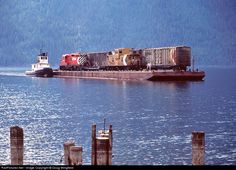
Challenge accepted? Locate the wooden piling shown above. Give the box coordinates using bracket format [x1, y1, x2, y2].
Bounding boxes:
[192, 131, 205, 165]
[96, 137, 110, 165]
[91, 123, 113, 165]
[69, 146, 83, 165]
[63, 140, 75, 165]
[91, 124, 97, 165]
[10, 126, 24, 165]
[109, 125, 112, 146]
[108, 125, 112, 165]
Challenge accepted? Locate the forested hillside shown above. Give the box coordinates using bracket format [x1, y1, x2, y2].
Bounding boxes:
[0, 0, 236, 67]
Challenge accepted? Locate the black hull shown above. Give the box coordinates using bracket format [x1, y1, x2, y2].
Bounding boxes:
[26, 68, 53, 77]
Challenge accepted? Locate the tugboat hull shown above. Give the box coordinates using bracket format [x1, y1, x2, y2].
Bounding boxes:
[25, 68, 53, 77]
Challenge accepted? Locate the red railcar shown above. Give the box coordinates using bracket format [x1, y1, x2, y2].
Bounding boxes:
[59, 53, 89, 70]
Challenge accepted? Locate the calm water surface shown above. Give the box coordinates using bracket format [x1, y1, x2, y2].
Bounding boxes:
[0, 67, 235, 165]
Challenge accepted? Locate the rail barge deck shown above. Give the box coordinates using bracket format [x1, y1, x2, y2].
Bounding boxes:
[53, 70, 205, 81]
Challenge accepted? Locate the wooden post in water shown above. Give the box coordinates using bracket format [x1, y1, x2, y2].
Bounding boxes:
[91, 123, 113, 165]
[96, 137, 110, 165]
[63, 140, 75, 165]
[10, 126, 24, 165]
[192, 131, 205, 165]
[69, 146, 83, 165]
[108, 125, 112, 165]
[91, 124, 97, 165]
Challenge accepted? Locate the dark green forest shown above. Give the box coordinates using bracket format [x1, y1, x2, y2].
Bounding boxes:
[0, 0, 236, 67]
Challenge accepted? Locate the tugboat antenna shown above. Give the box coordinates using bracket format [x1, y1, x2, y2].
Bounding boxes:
[40, 43, 44, 54]
[104, 118, 106, 131]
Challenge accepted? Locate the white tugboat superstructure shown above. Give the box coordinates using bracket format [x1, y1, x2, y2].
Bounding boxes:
[25, 51, 53, 77]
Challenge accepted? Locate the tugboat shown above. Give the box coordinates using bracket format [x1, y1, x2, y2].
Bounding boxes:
[25, 50, 53, 77]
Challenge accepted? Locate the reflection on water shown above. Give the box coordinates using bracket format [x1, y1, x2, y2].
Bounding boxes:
[0, 67, 235, 165]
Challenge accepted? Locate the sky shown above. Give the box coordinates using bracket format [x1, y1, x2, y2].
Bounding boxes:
[0, 0, 236, 67]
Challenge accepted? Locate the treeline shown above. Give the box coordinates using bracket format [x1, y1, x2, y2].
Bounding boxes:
[0, 0, 236, 66]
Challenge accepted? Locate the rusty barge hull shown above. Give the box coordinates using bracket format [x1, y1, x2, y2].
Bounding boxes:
[53, 70, 205, 81]
[148, 71, 205, 81]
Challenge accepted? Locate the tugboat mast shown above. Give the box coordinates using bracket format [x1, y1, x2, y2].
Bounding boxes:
[192, 56, 195, 72]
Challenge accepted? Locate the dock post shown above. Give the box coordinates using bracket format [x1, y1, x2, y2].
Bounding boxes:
[63, 140, 75, 165]
[108, 125, 112, 165]
[91, 124, 97, 165]
[10, 126, 24, 165]
[96, 137, 110, 165]
[192, 131, 205, 165]
[91, 123, 113, 165]
[69, 146, 83, 165]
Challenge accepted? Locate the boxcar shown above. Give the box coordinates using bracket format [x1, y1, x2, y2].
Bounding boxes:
[141, 46, 191, 70]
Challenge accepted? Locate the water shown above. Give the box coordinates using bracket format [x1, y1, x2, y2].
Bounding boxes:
[0, 67, 235, 165]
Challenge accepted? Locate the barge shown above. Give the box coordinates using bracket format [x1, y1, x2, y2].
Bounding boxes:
[53, 70, 205, 81]
[53, 46, 205, 81]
